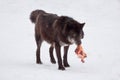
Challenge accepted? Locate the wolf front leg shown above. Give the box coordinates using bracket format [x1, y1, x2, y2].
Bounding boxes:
[63, 46, 70, 67]
[55, 43, 65, 70]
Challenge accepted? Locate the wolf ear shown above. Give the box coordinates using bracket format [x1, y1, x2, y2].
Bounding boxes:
[80, 23, 85, 29]
[82, 23, 85, 26]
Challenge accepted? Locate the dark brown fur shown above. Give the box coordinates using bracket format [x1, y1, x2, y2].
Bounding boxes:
[30, 9, 85, 70]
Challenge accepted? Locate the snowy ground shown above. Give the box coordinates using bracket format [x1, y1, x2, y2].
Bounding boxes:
[0, 0, 120, 80]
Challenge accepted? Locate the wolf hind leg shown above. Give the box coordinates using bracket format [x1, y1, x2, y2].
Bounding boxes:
[35, 34, 43, 64]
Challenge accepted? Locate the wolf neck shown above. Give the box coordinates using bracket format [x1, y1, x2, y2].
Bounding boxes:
[59, 36, 75, 46]
[59, 41, 69, 46]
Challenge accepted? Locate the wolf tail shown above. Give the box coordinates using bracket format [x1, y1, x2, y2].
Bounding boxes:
[30, 9, 46, 23]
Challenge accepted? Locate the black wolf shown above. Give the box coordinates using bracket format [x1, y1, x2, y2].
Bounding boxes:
[30, 9, 85, 70]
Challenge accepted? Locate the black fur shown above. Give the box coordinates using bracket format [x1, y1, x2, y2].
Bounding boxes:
[30, 9, 85, 70]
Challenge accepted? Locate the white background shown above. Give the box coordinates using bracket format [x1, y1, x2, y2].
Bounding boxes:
[0, 0, 120, 80]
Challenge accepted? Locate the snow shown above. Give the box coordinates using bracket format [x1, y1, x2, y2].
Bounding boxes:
[0, 0, 120, 80]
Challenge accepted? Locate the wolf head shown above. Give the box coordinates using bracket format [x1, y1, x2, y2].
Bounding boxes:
[55, 16, 85, 45]
[65, 21, 85, 45]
